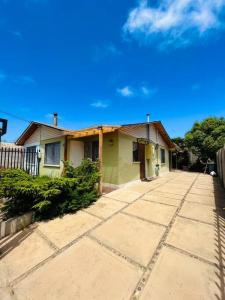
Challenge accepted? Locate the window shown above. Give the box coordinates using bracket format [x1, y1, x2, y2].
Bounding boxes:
[44, 142, 60, 166]
[84, 141, 99, 161]
[133, 142, 139, 162]
[160, 148, 165, 164]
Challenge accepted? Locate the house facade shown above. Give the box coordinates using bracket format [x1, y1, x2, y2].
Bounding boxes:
[16, 120, 175, 189]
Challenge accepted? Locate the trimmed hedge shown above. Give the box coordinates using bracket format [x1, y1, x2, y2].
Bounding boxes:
[0, 159, 100, 220]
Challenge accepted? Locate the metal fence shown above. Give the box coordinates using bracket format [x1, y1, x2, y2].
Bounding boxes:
[217, 145, 225, 188]
[0, 147, 40, 176]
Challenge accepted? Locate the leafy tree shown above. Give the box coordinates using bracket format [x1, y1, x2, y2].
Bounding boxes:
[185, 117, 225, 161]
[171, 137, 190, 168]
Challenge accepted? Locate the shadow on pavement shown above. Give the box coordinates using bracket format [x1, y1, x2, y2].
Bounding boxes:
[213, 176, 225, 300]
[0, 225, 37, 259]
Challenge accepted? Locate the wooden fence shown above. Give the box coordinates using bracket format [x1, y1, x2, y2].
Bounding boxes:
[0, 147, 40, 176]
[217, 145, 225, 188]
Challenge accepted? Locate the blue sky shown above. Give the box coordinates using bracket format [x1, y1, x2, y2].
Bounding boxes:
[0, 0, 225, 142]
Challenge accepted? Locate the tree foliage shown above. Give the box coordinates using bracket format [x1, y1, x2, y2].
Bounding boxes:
[185, 117, 225, 160]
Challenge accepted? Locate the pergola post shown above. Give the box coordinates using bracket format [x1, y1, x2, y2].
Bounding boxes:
[98, 126, 103, 195]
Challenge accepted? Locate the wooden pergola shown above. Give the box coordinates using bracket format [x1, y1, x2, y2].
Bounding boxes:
[65, 125, 120, 194]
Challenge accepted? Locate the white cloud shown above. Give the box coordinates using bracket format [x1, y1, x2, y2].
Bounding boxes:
[124, 0, 225, 48]
[140, 85, 157, 96]
[91, 100, 109, 108]
[117, 85, 157, 98]
[117, 86, 134, 97]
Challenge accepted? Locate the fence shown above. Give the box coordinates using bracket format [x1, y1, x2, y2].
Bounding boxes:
[217, 145, 225, 188]
[0, 147, 40, 176]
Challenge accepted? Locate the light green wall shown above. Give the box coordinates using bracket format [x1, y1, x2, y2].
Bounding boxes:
[81, 132, 120, 185]
[118, 132, 140, 185]
[39, 136, 65, 177]
[116, 133, 170, 185]
[102, 132, 119, 185]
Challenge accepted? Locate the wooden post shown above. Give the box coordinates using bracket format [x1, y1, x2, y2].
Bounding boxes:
[98, 126, 103, 195]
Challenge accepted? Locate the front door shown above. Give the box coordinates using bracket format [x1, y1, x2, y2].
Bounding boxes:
[139, 143, 145, 180]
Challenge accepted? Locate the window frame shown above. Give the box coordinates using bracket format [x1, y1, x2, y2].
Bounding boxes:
[44, 142, 61, 166]
[160, 148, 166, 164]
[132, 142, 140, 163]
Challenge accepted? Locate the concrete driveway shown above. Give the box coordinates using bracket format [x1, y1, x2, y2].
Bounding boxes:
[1, 171, 225, 299]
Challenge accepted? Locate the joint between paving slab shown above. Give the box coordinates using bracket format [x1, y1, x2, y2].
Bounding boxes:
[81, 209, 105, 221]
[88, 234, 146, 271]
[120, 211, 167, 228]
[164, 243, 225, 269]
[141, 198, 179, 208]
[177, 214, 215, 227]
[130, 174, 199, 300]
[35, 228, 59, 251]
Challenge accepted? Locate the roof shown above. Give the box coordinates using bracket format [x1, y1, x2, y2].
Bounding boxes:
[16, 120, 175, 149]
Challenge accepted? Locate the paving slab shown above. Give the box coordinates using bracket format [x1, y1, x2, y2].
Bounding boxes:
[0, 230, 54, 287]
[13, 237, 142, 300]
[179, 201, 218, 224]
[141, 194, 181, 207]
[84, 196, 127, 219]
[140, 246, 222, 300]
[107, 189, 142, 203]
[37, 211, 101, 248]
[185, 193, 217, 207]
[166, 216, 220, 265]
[190, 187, 217, 197]
[154, 186, 187, 196]
[193, 184, 222, 191]
[124, 182, 155, 193]
[146, 190, 184, 200]
[0, 287, 13, 300]
[124, 200, 177, 226]
[90, 213, 165, 267]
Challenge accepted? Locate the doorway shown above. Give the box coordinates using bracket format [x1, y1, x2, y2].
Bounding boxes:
[139, 143, 146, 180]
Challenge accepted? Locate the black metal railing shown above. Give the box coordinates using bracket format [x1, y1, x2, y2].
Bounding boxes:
[0, 148, 40, 176]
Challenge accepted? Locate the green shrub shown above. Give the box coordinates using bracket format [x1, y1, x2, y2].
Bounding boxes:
[0, 159, 100, 220]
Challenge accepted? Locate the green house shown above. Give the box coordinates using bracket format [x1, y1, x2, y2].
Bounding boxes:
[16, 119, 175, 190]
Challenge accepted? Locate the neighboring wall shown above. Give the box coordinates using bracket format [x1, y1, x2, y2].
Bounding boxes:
[217, 145, 225, 188]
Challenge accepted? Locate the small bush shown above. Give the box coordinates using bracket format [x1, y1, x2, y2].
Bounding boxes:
[0, 159, 100, 220]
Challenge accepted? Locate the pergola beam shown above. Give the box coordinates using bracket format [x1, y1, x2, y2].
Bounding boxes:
[98, 126, 103, 195]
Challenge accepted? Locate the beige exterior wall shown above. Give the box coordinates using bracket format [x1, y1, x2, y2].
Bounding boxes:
[24, 125, 64, 147]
